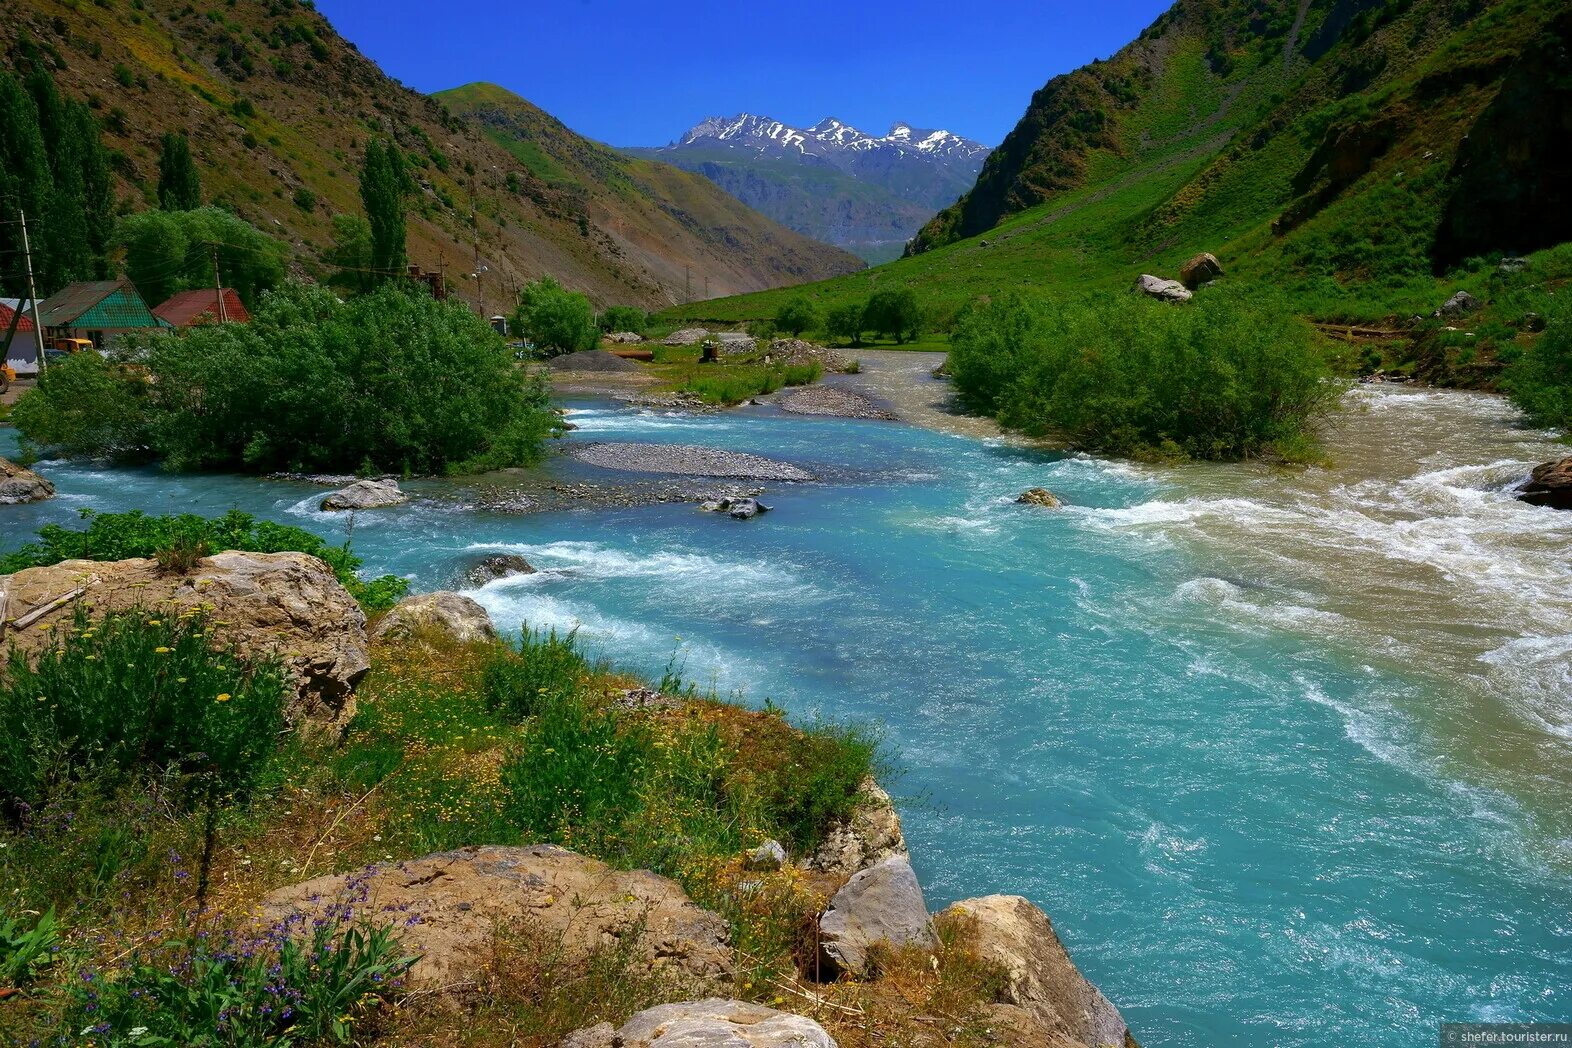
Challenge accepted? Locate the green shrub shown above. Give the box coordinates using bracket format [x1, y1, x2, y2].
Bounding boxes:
[775, 296, 820, 337]
[482, 627, 589, 721]
[511, 276, 598, 356]
[14, 281, 557, 476]
[0, 509, 409, 613]
[757, 719, 881, 853]
[0, 609, 287, 815]
[949, 289, 1339, 460]
[1505, 297, 1572, 430]
[7, 352, 152, 460]
[863, 288, 922, 344]
[825, 302, 865, 346]
[678, 363, 820, 406]
[596, 305, 648, 335]
[68, 911, 414, 1045]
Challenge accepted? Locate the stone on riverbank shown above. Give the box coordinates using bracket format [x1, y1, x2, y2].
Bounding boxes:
[817, 855, 938, 978]
[372, 591, 496, 646]
[572, 442, 813, 482]
[938, 895, 1138, 1048]
[701, 496, 771, 520]
[0, 457, 54, 504]
[0, 552, 368, 734]
[258, 845, 733, 993]
[568, 999, 836, 1048]
[321, 478, 406, 511]
[1518, 456, 1572, 510]
[1016, 487, 1064, 508]
[1134, 274, 1192, 303]
[807, 777, 908, 878]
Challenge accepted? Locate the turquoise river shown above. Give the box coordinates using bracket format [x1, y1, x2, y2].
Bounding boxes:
[3, 360, 1570, 1047]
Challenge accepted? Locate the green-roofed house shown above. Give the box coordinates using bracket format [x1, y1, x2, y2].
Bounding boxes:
[35, 279, 167, 351]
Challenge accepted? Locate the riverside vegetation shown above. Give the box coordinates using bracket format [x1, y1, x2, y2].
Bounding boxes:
[0, 507, 1033, 1045]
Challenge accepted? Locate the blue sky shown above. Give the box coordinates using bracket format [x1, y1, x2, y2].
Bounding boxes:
[314, 0, 1172, 147]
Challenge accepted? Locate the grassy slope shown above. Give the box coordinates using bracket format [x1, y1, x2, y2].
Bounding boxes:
[0, 1, 858, 312]
[662, 0, 1570, 335]
[434, 83, 866, 298]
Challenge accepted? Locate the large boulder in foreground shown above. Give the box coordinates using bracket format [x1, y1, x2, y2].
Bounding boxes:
[0, 552, 368, 733]
[1178, 252, 1223, 289]
[258, 845, 732, 992]
[806, 777, 908, 878]
[1133, 275, 1192, 303]
[371, 591, 496, 646]
[1518, 457, 1572, 510]
[565, 999, 837, 1048]
[817, 855, 938, 978]
[938, 895, 1138, 1048]
[321, 478, 406, 511]
[0, 457, 54, 504]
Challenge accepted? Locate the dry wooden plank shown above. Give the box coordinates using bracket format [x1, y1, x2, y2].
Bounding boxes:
[11, 584, 90, 630]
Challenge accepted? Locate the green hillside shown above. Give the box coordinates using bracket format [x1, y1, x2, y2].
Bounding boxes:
[663, 0, 1572, 331]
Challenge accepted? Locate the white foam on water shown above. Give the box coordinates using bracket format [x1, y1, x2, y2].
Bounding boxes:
[461, 539, 806, 593]
[1479, 636, 1572, 741]
[563, 407, 742, 435]
[1175, 577, 1348, 635]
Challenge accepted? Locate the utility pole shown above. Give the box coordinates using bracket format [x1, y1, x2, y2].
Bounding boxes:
[19, 210, 46, 374]
[211, 245, 227, 324]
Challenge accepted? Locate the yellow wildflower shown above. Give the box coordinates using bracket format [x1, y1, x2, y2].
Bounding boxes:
[215, 693, 232, 703]
[154, 647, 172, 654]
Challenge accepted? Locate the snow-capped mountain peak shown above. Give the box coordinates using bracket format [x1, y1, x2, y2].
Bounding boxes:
[668, 112, 988, 165]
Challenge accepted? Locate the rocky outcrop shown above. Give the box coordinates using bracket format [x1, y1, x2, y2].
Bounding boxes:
[1178, 252, 1223, 289]
[1435, 290, 1480, 317]
[320, 478, 406, 511]
[662, 328, 711, 346]
[938, 895, 1137, 1048]
[746, 840, 788, 871]
[605, 331, 645, 345]
[567, 999, 837, 1048]
[700, 496, 771, 520]
[371, 591, 497, 646]
[817, 855, 938, 978]
[807, 777, 908, 878]
[463, 553, 536, 586]
[1518, 457, 1572, 510]
[0, 458, 54, 504]
[1133, 275, 1191, 303]
[0, 552, 368, 732]
[1016, 487, 1063, 508]
[257, 845, 732, 992]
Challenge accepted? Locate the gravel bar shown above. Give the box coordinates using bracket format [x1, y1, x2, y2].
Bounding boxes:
[569, 442, 814, 481]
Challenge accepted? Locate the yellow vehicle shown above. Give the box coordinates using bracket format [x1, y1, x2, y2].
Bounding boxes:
[48, 337, 93, 355]
[1, 362, 13, 393]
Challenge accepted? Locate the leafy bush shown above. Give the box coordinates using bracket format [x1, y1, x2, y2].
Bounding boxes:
[825, 302, 865, 347]
[482, 627, 589, 721]
[68, 909, 414, 1046]
[0, 609, 287, 815]
[596, 305, 648, 335]
[512, 276, 598, 355]
[678, 363, 820, 406]
[863, 287, 922, 344]
[775, 296, 820, 337]
[7, 352, 151, 460]
[1505, 296, 1572, 430]
[14, 282, 557, 476]
[0, 509, 409, 613]
[949, 289, 1339, 460]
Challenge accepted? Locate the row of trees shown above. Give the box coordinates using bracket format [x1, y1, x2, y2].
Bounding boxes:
[773, 288, 924, 346]
[0, 68, 113, 297]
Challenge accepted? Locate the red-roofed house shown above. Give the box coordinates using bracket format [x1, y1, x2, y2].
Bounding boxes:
[153, 288, 252, 329]
[0, 298, 41, 375]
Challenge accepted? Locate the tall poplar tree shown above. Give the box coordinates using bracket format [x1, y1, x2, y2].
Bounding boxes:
[359, 139, 409, 280]
[157, 132, 202, 211]
[0, 72, 50, 299]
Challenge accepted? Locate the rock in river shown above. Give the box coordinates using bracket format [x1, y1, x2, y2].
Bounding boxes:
[1017, 487, 1064, 508]
[1518, 456, 1572, 510]
[571, 442, 813, 481]
[320, 478, 406, 511]
[0, 457, 54, 504]
[257, 845, 732, 993]
[701, 496, 771, 520]
[463, 553, 536, 585]
[1134, 274, 1192, 303]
